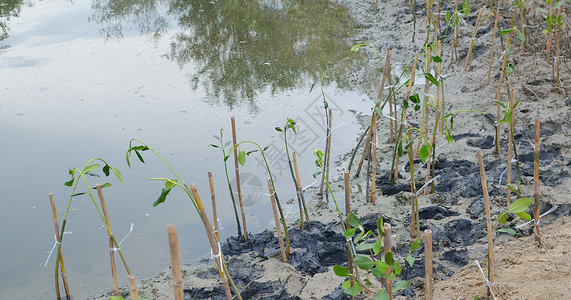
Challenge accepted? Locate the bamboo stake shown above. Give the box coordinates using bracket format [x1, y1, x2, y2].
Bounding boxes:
[555, 7, 562, 89]
[393, 55, 419, 181]
[389, 67, 395, 143]
[268, 179, 287, 262]
[416, 46, 431, 159]
[293, 152, 310, 226]
[129, 275, 139, 300]
[190, 184, 234, 299]
[355, 131, 371, 177]
[476, 151, 495, 297]
[325, 109, 333, 203]
[507, 89, 515, 205]
[464, 9, 484, 71]
[319, 110, 332, 198]
[49, 194, 71, 300]
[408, 131, 417, 238]
[96, 184, 118, 296]
[424, 229, 433, 300]
[371, 108, 377, 204]
[167, 225, 184, 300]
[487, 0, 502, 84]
[547, 0, 553, 61]
[208, 172, 219, 241]
[534, 117, 541, 246]
[231, 116, 248, 241]
[344, 170, 354, 289]
[383, 223, 393, 300]
[436, 40, 444, 136]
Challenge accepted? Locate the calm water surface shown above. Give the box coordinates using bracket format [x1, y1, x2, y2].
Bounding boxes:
[0, 0, 374, 298]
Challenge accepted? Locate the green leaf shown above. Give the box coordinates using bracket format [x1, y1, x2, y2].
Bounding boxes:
[342, 280, 351, 289]
[165, 179, 178, 189]
[374, 288, 390, 300]
[83, 164, 100, 174]
[238, 150, 246, 166]
[224, 155, 230, 162]
[135, 150, 145, 164]
[385, 252, 395, 265]
[500, 27, 515, 35]
[397, 141, 403, 157]
[374, 106, 383, 117]
[111, 167, 124, 183]
[409, 93, 420, 104]
[516, 29, 526, 42]
[553, 0, 564, 9]
[344, 228, 357, 238]
[209, 144, 219, 148]
[371, 268, 383, 278]
[445, 11, 450, 23]
[130, 145, 149, 151]
[498, 227, 516, 235]
[410, 238, 421, 251]
[344, 281, 362, 296]
[246, 150, 258, 155]
[461, 0, 470, 16]
[354, 255, 374, 270]
[375, 260, 390, 273]
[153, 187, 172, 207]
[507, 197, 533, 213]
[516, 211, 532, 221]
[393, 280, 410, 292]
[393, 261, 402, 275]
[85, 171, 100, 178]
[377, 217, 384, 236]
[333, 265, 351, 277]
[403, 97, 409, 109]
[109, 297, 125, 300]
[354, 230, 365, 243]
[103, 164, 110, 176]
[356, 243, 376, 251]
[432, 55, 443, 63]
[312, 171, 321, 178]
[71, 192, 86, 197]
[419, 144, 430, 162]
[406, 254, 415, 266]
[92, 183, 112, 189]
[351, 44, 363, 52]
[347, 213, 361, 228]
[373, 239, 382, 255]
[498, 212, 508, 224]
[275, 127, 283, 132]
[424, 73, 439, 86]
[64, 177, 75, 187]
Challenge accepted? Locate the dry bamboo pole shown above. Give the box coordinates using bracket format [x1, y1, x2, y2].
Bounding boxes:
[436, 40, 444, 136]
[167, 225, 184, 300]
[534, 117, 541, 246]
[424, 229, 433, 300]
[416, 47, 431, 159]
[555, 7, 562, 88]
[547, 0, 553, 61]
[424, 0, 433, 46]
[494, 10, 517, 157]
[487, 0, 502, 84]
[208, 172, 219, 241]
[49, 194, 71, 300]
[519, 4, 526, 55]
[231, 116, 248, 241]
[383, 223, 393, 300]
[476, 151, 495, 297]
[268, 179, 287, 262]
[408, 131, 417, 239]
[355, 131, 371, 177]
[451, 0, 459, 63]
[319, 109, 332, 197]
[293, 152, 310, 226]
[95, 184, 119, 296]
[464, 9, 484, 71]
[371, 109, 378, 204]
[393, 55, 419, 181]
[344, 170, 354, 288]
[389, 67, 395, 143]
[129, 275, 139, 300]
[325, 109, 333, 203]
[506, 89, 515, 205]
[189, 184, 234, 300]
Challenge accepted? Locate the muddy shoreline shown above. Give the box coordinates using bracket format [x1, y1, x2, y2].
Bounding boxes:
[91, 0, 570, 298]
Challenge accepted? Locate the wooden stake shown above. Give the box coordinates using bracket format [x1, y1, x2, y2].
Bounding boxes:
[293, 152, 310, 226]
[49, 194, 71, 300]
[355, 131, 371, 177]
[534, 117, 541, 246]
[464, 9, 484, 72]
[96, 184, 119, 296]
[394, 55, 419, 180]
[555, 7, 562, 89]
[383, 223, 393, 300]
[476, 151, 495, 297]
[507, 89, 515, 205]
[208, 172, 219, 241]
[408, 131, 417, 239]
[129, 275, 139, 300]
[190, 184, 233, 299]
[436, 41, 444, 136]
[231, 116, 248, 241]
[487, 0, 502, 84]
[167, 225, 184, 300]
[268, 179, 287, 262]
[547, 0, 553, 62]
[424, 229, 433, 300]
[416, 46, 431, 159]
[344, 170, 354, 289]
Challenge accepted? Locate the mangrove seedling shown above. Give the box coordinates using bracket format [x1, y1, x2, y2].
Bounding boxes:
[209, 128, 243, 238]
[126, 139, 242, 300]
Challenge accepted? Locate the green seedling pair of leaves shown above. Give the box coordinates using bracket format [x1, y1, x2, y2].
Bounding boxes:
[275, 118, 296, 134]
[334, 213, 415, 299]
[496, 197, 533, 235]
[65, 162, 123, 189]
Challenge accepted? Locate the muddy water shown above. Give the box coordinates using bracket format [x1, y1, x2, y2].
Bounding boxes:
[0, 0, 374, 298]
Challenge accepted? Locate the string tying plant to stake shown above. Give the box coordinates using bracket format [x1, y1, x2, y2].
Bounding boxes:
[209, 128, 243, 239]
[125, 139, 242, 300]
[53, 158, 138, 300]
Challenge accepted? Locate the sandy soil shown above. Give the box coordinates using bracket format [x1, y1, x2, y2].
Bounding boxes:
[91, 0, 570, 299]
